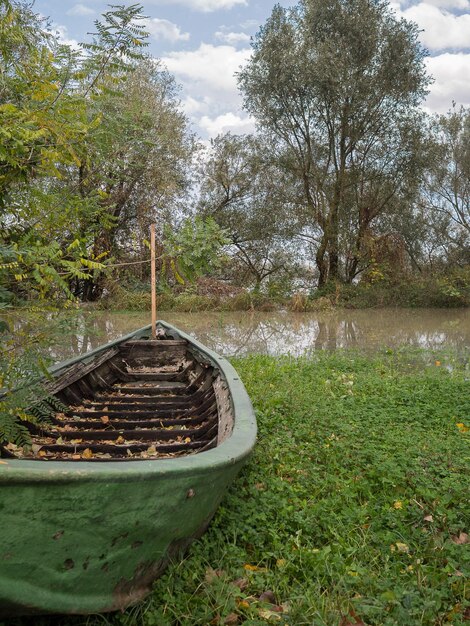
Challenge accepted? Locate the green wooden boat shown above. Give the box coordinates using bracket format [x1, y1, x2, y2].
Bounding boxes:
[0, 322, 256, 616]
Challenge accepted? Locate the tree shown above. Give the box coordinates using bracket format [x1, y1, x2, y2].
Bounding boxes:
[59, 59, 196, 300]
[198, 132, 300, 290]
[0, 3, 195, 303]
[238, 0, 430, 287]
[424, 106, 470, 267]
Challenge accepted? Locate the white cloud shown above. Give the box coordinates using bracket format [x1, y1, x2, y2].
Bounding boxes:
[425, 0, 470, 9]
[66, 4, 95, 17]
[146, 0, 247, 12]
[393, 3, 470, 50]
[53, 24, 80, 49]
[215, 31, 251, 44]
[163, 43, 250, 95]
[199, 112, 255, 136]
[162, 43, 252, 138]
[239, 19, 260, 30]
[425, 53, 470, 111]
[144, 18, 190, 43]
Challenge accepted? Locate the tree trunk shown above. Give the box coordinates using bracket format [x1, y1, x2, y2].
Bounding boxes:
[316, 232, 329, 288]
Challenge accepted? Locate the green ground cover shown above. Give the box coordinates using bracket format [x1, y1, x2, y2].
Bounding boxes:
[12, 350, 470, 626]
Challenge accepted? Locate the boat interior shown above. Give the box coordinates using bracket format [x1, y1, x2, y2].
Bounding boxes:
[1, 331, 234, 461]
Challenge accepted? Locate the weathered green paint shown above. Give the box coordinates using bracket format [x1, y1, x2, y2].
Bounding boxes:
[0, 322, 257, 616]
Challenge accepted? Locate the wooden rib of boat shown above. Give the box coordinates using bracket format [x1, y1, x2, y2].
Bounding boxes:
[0, 322, 257, 616]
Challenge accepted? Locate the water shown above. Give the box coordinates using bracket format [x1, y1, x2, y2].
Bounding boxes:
[5, 308, 467, 361]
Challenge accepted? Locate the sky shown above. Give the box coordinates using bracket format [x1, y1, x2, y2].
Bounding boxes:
[34, 0, 470, 140]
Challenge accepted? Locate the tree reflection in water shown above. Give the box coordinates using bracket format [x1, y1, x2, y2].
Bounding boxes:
[2, 308, 469, 361]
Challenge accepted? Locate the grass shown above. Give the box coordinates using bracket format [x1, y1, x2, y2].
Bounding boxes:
[10, 350, 470, 626]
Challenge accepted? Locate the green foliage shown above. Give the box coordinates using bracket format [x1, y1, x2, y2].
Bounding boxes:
[80, 3, 149, 97]
[0, 317, 56, 446]
[0, 308, 95, 446]
[0, 237, 107, 304]
[314, 270, 470, 308]
[163, 217, 230, 285]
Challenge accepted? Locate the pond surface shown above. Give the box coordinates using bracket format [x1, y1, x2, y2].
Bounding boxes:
[10, 308, 467, 361]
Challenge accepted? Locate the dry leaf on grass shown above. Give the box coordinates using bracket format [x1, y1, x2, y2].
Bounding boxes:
[232, 578, 249, 591]
[339, 609, 368, 626]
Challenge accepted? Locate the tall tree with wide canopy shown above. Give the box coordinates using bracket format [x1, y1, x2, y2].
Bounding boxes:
[238, 0, 430, 287]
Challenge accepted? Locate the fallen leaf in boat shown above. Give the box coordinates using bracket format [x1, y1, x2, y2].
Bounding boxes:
[147, 445, 157, 455]
[38, 450, 47, 457]
[56, 437, 64, 444]
[72, 454, 81, 460]
[101, 415, 109, 424]
[70, 439, 83, 445]
[451, 532, 469, 545]
[116, 436, 125, 444]
[31, 444, 43, 455]
[126, 449, 133, 457]
[223, 613, 239, 625]
[82, 448, 93, 459]
[0, 461, 8, 465]
[184, 437, 191, 443]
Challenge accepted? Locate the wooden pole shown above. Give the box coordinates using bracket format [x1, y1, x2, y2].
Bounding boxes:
[150, 223, 157, 339]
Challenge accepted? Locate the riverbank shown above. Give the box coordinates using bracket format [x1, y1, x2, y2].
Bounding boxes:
[96, 271, 470, 312]
[11, 349, 469, 626]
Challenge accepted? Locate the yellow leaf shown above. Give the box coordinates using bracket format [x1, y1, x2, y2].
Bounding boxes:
[258, 608, 281, 621]
[237, 600, 250, 609]
[393, 501, 403, 509]
[391, 542, 410, 553]
[456, 423, 469, 433]
[82, 448, 93, 459]
[244, 564, 268, 572]
[435, 360, 441, 366]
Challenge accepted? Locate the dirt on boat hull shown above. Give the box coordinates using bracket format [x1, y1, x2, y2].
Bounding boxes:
[0, 322, 256, 616]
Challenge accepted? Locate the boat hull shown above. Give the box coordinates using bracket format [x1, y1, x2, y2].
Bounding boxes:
[0, 322, 256, 616]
